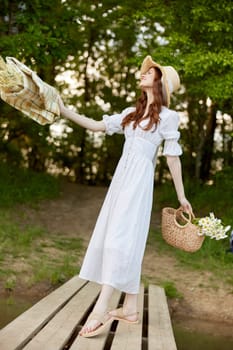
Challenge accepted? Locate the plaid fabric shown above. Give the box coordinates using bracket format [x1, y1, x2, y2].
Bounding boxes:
[0, 57, 60, 125]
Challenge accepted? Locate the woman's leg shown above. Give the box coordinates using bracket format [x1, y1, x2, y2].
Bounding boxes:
[109, 293, 138, 322]
[123, 293, 138, 314]
[79, 284, 114, 335]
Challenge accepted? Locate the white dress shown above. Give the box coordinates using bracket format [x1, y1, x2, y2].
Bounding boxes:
[79, 106, 182, 294]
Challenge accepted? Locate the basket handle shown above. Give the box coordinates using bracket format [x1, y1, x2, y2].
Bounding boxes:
[173, 207, 195, 228]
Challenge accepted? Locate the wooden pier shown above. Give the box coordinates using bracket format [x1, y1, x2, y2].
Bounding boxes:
[0, 276, 177, 350]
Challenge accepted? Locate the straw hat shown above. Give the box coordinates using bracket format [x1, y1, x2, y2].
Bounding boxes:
[140, 55, 180, 106]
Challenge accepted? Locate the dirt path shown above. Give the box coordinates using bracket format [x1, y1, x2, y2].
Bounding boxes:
[11, 182, 233, 332]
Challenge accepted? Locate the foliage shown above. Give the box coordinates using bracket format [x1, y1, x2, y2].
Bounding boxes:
[154, 167, 233, 226]
[136, 0, 233, 181]
[0, 0, 232, 184]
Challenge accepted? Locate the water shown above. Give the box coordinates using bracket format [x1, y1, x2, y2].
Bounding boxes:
[173, 317, 233, 350]
[1, 297, 233, 350]
[0, 296, 34, 329]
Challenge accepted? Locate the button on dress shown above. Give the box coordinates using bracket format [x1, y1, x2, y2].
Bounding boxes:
[79, 106, 182, 294]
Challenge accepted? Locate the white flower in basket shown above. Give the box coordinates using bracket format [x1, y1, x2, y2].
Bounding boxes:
[195, 212, 231, 240]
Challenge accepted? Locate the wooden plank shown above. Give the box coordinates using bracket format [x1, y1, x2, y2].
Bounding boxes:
[148, 284, 177, 350]
[69, 289, 122, 350]
[0, 276, 87, 350]
[23, 282, 101, 350]
[110, 285, 144, 350]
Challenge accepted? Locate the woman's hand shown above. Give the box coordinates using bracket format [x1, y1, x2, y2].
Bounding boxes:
[166, 156, 193, 215]
[56, 95, 105, 132]
[179, 197, 193, 214]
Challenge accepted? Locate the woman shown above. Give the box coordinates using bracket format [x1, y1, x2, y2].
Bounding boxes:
[58, 55, 192, 337]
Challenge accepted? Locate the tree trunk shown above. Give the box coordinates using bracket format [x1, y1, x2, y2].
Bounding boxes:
[74, 28, 95, 183]
[200, 103, 217, 181]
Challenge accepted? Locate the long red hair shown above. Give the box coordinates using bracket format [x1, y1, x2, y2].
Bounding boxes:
[121, 67, 164, 131]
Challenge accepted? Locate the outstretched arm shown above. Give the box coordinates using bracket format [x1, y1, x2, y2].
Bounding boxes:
[58, 96, 106, 132]
[166, 155, 193, 213]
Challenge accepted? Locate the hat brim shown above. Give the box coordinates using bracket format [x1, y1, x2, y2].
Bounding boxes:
[140, 55, 170, 107]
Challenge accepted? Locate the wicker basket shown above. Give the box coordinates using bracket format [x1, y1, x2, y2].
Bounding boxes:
[161, 207, 205, 253]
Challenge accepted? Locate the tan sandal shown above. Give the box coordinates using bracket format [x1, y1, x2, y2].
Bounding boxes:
[108, 307, 139, 324]
[79, 311, 113, 338]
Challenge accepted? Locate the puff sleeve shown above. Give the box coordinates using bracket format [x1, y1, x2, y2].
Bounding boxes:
[159, 111, 183, 156]
[102, 107, 135, 135]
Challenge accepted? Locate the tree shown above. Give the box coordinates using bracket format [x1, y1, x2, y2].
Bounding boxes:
[151, 0, 233, 180]
[0, 0, 232, 183]
[0, 0, 80, 171]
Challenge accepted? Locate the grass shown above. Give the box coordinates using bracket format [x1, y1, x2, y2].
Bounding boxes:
[141, 274, 183, 299]
[0, 205, 83, 288]
[0, 162, 232, 294]
[148, 167, 233, 294]
[0, 210, 45, 257]
[161, 281, 183, 299]
[52, 238, 83, 251]
[154, 166, 233, 224]
[145, 226, 233, 299]
[149, 228, 233, 281]
[4, 276, 17, 291]
[0, 162, 60, 207]
[0, 162, 83, 290]
[31, 253, 80, 286]
[30, 236, 83, 285]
